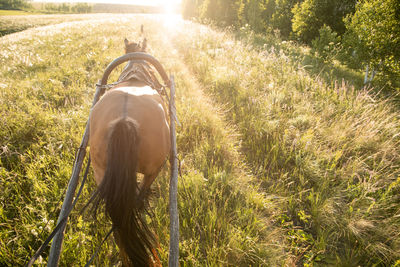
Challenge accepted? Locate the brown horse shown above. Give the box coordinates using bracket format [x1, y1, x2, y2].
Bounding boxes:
[89, 36, 170, 266]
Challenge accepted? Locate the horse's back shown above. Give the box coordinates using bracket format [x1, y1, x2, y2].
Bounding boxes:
[89, 86, 170, 184]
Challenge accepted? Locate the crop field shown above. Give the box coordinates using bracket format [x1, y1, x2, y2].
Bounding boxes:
[1, 14, 399, 266]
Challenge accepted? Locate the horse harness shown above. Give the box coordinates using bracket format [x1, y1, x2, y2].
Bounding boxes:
[118, 59, 164, 93]
[27, 53, 178, 267]
[95, 59, 170, 119]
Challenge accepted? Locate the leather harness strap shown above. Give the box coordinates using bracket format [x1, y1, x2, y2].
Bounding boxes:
[118, 60, 163, 92]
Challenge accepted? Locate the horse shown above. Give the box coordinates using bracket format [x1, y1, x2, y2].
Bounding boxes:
[88, 35, 170, 266]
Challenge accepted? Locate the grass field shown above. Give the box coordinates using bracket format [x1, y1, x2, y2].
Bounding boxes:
[0, 10, 37, 16]
[1, 14, 399, 266]
[0, 14, 116, 36]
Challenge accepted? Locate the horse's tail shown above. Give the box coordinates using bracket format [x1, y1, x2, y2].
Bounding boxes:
[91, 117, 158, 266]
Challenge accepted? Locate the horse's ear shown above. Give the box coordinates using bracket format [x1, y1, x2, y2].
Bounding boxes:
[124, 38, 129, 47]
[141, 38, 147, 51]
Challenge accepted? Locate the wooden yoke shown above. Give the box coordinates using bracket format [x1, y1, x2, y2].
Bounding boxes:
[100, 52, 171, 91]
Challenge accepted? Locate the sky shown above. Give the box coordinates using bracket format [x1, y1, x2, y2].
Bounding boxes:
[32, 0, 182, 7]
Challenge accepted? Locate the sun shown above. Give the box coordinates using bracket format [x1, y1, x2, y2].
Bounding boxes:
[161, 3, 174, 14]
[159, 0, 181, 14]
[156, 0, 183, 31]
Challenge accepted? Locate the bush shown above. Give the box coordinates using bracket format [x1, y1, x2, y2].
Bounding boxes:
[311, 25, 340, 62]
[269, 0, 299, 38]
[291, 0, 320, 43]
[292, 0, 356, 44]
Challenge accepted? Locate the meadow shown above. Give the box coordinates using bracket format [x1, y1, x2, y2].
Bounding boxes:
[0, 10, 34, 15]
[0, 14, 109, 36]
[0, 14, 399, 266]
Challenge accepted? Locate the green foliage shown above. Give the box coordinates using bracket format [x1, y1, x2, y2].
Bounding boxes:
[39, 2, 91, 14]
[343, 0, 400, 85]
[269, 0, 299, 37]
[71, 3, 92, 14]
[199, 0, 242, 27]
[59, 3, 70, 13]
[43, 3, 71, 13]
[179, 0, 399, 91]
[243, 0, 266, 32]
[338, 30, 367, 71]
[291, 0, 317, 43]
[43, 3, 57, 12]
[291, 0, 356, 44]
[0, 0, 29, 10]
[311, 25, 340, 62]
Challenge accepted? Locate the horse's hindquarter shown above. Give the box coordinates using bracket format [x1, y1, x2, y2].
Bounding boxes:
[89, 86, 170, 184]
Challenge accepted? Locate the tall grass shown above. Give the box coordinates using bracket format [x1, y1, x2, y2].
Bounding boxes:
[1, 14, 399, 266]
[1, 15, 286, 266]
[169, 22, 400, 265]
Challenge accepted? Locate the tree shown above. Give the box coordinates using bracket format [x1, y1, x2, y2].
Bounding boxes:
[71, 3, 92, 13]
[59, 3, 70, 13]
[0, 0, 29, 10]
[44, 3, 58, 12]
[182, 0, 203, 20]
[244, 0, 266, 32]
[200, 0, 220, 23]
[270, 0, 301, 37]
[292, 0, 356, 44]
[311, 25, 340, 62]
[343, 0, 400, 81]
[219, 0, 242, 26]
[200, 0, 241, 27]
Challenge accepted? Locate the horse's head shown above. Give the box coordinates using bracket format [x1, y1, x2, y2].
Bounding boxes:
[124, 38, 147, 54]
